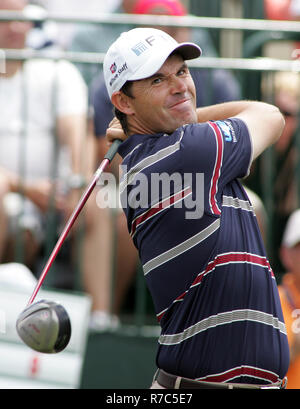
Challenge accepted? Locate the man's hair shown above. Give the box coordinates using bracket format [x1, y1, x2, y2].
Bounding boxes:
[114, 81, 134, 136]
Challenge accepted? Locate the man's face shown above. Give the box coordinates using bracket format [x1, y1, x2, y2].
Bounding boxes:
[127, 54, 197, 135]
[0, 0, 32, 49]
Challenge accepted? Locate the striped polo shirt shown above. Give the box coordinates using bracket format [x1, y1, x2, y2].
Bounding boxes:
[118, 118, 289, 384]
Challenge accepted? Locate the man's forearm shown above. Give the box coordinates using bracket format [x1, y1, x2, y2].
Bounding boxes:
[196, 100, 264, 123]
[197, 100, 284, 160]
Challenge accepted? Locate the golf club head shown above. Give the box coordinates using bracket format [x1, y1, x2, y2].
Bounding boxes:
[16, 299, 71, 353]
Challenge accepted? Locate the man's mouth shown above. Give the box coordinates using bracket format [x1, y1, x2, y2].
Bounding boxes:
[169, 98, 189, 108]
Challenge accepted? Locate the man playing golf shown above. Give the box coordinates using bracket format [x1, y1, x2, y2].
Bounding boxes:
[104, 27, 289, 389]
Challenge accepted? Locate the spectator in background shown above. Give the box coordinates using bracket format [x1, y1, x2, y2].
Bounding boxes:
[68, 0, 138, 87]
[279, 209, 300, 389]
[264, 0, 300, 20]
[27, 0, 121, 50]
[273, 72, 299, 218]
[0, 0, 113, 329]
[264, 0, 300, 57]
[264, 0, 294, 20]
[0, 0, 90, 269]
[270, 72, 299, 273]
[88, 0, 241, 325]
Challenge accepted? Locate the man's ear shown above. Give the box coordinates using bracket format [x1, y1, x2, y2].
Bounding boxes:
[111, 91, 134, 115]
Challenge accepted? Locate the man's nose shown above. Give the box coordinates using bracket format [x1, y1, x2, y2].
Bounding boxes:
[169, 74, 187, 93]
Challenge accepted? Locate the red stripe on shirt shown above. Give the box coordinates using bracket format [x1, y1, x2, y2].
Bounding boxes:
[130, 187, 192, 237]
[208, 121, 223, 215]
[193, 253, 274, 286]
[197, 365, 279, 384]
[157, 252, 274, 322]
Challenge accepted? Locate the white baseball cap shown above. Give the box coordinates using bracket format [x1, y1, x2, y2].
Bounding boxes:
[103, 27, 201, 99]
[282, 209, 300, 248]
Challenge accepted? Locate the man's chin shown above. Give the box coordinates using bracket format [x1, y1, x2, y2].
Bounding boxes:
[175, 115, 198, 129]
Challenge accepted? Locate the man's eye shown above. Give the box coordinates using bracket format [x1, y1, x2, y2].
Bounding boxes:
[178, 69, 188, 76]
[152, 77, 163, 85]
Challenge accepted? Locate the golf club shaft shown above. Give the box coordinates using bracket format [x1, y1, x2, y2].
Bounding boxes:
[28, 139, 122, 305]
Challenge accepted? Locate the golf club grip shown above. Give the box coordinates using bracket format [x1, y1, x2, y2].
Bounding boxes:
[27, 139, 122, 305]
[104, 139, 122, 161]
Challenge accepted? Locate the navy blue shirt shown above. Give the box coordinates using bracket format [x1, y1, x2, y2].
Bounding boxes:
[118, 118, 289, 384]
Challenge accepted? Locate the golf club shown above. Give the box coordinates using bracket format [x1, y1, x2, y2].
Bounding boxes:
[16, 139, 122, 353]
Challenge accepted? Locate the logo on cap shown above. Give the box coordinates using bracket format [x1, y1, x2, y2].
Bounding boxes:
[109, 62, 128, 87]
[132, 42, 148, 56]
[131, 36, 157, 56]
[110, 63, 117, 74]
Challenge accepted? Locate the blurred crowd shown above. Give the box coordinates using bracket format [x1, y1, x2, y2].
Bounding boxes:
[1, 0, 300, 388]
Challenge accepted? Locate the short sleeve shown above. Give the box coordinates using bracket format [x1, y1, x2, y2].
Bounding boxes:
[210, 118, 253, 182]
[181, 118, 252, 215]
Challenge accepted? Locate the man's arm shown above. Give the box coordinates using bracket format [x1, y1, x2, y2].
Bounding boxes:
[106, 101, 285, 161]
[196, 100, 285, 160]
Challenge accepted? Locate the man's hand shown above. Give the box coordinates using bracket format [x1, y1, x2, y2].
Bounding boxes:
[106, 117, 127, 146]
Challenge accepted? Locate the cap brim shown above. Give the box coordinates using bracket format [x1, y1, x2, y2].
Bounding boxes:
[129, 42, 201, 82]
[174, 42, 202, 60]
